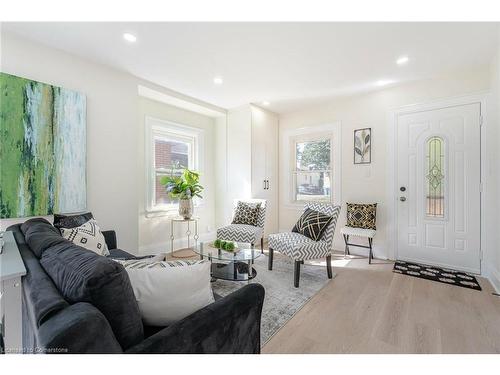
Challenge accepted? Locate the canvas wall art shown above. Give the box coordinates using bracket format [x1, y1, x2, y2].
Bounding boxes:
[354, 127, 371, 164]
[0, 72, 86, 218]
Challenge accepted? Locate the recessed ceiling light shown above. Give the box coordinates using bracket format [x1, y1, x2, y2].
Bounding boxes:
[123, 33, 137, 43]
[213, 76, 223, 85]
[262, 101, 270, 106]
[376, 79, 394, 87]
[396, 56, 409, 65]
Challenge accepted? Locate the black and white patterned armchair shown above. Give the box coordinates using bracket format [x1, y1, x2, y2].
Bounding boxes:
[216, 199, 267, 252]
[268, 202, 341, 287]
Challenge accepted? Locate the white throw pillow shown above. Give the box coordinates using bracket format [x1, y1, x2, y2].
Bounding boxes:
[60, 218, 110, 256]
[114, 259, 215, 326]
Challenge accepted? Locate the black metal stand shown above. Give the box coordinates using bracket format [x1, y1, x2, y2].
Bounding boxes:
[343, 234, 374, 264]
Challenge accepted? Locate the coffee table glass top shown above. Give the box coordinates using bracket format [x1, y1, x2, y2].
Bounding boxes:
[194, 241, 262, 262]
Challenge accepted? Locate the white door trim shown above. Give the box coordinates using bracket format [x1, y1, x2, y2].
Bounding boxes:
[386, 92, 490, 274]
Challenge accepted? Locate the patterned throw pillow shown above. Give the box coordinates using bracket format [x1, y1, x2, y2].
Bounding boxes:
[115, 259, 207, 269]
[60, 218, 110, 256]
[292, 208, 334, 241]
[346, 203, 377, 230]
[232, 201, 261, 226]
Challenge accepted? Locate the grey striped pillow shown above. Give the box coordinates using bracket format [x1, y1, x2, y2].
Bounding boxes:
[114, 259, 207, 269]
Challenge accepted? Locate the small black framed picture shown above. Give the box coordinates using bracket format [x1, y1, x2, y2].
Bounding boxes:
[354, 128, 371, 164]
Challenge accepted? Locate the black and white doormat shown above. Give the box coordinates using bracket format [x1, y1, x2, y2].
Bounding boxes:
[393, 260, 481, 291]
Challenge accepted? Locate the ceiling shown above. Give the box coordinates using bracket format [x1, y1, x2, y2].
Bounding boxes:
[2, 22, 498, 113]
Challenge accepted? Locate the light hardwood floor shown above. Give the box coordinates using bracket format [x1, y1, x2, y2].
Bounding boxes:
[262, 253, 500, 354]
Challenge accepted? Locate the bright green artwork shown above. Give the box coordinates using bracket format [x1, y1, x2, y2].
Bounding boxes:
[0, 73, 86, 218]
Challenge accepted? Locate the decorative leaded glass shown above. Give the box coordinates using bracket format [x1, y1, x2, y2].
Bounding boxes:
[426, 136, 445, 217]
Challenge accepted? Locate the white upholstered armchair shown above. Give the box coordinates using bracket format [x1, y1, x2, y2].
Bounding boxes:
[268, 202, 341, 287]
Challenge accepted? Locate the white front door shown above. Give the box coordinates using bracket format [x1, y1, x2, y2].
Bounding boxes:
[397, 103, 481, 273]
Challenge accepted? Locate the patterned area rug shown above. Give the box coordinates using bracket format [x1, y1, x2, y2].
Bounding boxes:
[393, 260, 481, 291]
[211, 253, 335, 346]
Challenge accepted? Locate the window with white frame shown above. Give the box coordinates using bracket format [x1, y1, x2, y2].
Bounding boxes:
[292, 135, 333, 202]
[146, 118, 200, 213]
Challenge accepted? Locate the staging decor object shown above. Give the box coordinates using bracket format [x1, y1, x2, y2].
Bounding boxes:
[232, 201, 261, 226]
[268, 202, 341, 288]
[292, 208, 334, 241]
[393, 260, 481, 290]
[169, 216, 199, 258]
[114, 258, 214, 326]
[0, 73, 86, 218]
[346, 202, 377, 229]
[60, 219, 109, 256]
[217, 199, 267, 253]
[354, 127, 371, 164]
[342, 203, 377, 263]
[160, 167, 203, 219]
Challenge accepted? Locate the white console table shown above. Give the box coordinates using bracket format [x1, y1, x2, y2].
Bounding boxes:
[0, 231, 26, 353]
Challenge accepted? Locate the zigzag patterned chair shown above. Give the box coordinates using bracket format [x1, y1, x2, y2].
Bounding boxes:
[268, 202, 341, 287]
[216, 199, 267, 252]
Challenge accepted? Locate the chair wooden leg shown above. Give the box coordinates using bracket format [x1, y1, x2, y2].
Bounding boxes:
[268, 248, 274, 270]
[294, 260, 301, 288]
[326, 255, 332, 279]
[368, 237, 373, 264]
[261, 237, 264, 254]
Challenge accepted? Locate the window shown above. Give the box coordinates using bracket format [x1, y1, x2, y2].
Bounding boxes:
[146, 117, 201, 213]
[293, 137, 333, 202]
[425, 136, 445, 218]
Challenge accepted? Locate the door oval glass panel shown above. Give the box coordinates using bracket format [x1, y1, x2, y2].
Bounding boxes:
[425, 136, 445, 218]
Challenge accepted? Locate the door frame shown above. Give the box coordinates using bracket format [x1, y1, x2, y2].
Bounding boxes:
[386, 92, 490, 274]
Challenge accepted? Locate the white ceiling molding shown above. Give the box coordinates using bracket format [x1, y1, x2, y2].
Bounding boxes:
[138, 85, 227, 118]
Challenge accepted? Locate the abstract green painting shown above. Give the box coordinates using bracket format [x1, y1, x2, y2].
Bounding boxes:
[0, 73, 86, 218]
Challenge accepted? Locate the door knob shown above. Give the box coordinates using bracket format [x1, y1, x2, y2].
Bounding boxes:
[400, 197, 406, 202]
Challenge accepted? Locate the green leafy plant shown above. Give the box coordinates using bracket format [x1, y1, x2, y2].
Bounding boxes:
[160, 164, 204, 200]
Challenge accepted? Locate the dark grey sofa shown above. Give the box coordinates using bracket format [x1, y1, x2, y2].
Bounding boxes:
[7, 218, 265, 354]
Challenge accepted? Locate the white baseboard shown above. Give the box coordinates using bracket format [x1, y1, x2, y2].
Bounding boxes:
[484, 264, 500, 293]
[139, 231, 216, 255]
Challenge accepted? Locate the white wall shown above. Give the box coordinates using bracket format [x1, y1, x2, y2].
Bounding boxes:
[0, 31, 140, 250]
[137, 97, 216, 254]
[279, 68, 492, 260]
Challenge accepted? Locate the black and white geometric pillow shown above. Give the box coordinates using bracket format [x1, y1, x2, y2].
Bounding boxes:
[292, 208, 334, 241]
[60, 219, 110, 256]
[232, 201, 261, 226]
[346, 203, 377, 230]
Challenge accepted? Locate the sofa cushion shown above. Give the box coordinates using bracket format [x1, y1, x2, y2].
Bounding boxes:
[53, 212, 94, 230]
[40, 242, 144, 349]
[114, 259, 214, 326]
[21, 218, 68, 258]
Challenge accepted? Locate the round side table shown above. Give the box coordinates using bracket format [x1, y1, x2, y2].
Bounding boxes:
[170, 217, 199, 258]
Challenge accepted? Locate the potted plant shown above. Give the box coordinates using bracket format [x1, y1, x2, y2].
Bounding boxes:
[160, 165, 204, 219]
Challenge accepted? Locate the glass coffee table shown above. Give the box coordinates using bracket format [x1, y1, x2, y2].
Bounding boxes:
[194, 241, 261, 281]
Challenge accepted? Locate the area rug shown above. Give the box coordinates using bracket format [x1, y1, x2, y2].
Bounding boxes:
[393, 260, 481, 291]
[211, 253, 335, 346]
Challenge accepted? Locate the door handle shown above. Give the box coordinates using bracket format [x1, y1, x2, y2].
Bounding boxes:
[263, 179, 266, 190]
[400, 197, 406, 202]
[266, 180, 270, 190]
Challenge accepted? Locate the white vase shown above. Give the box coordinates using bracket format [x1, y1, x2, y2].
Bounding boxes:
[178, 198, 193, 219]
